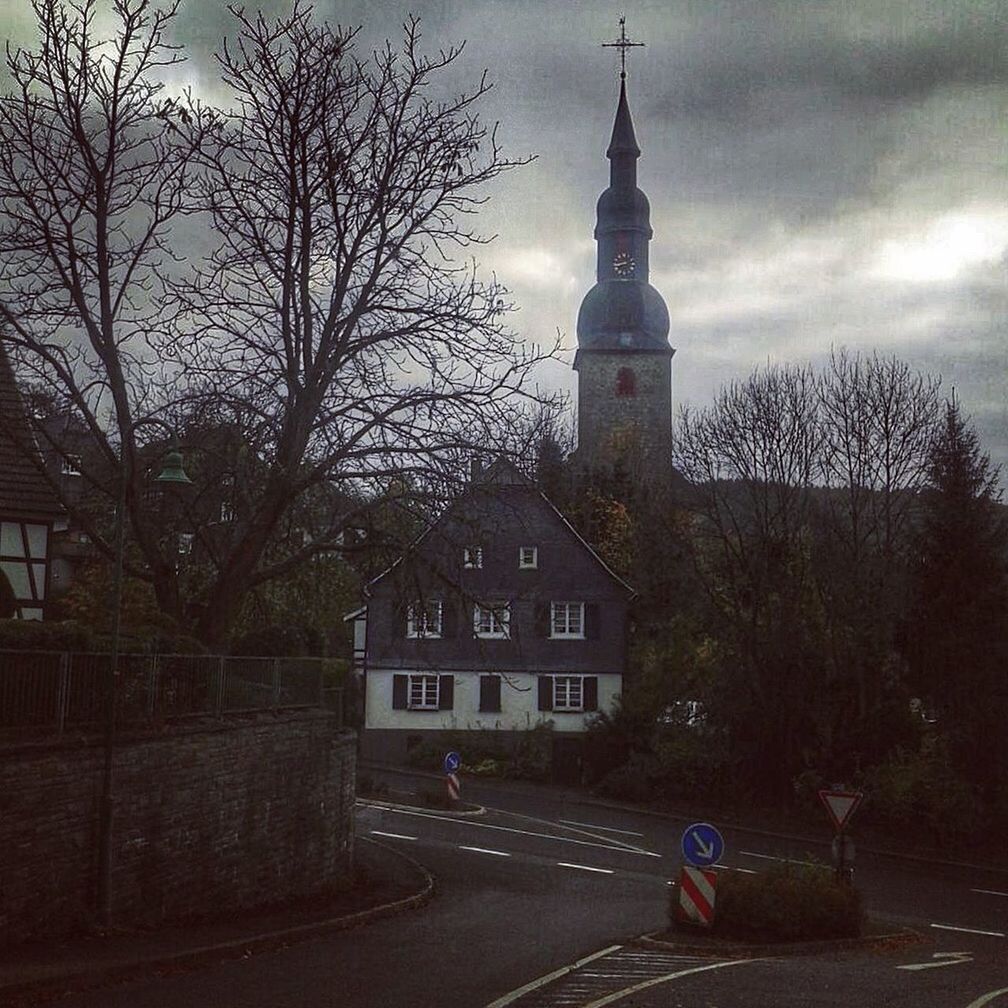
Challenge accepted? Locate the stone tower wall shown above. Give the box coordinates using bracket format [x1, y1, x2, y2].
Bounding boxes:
[576, 351, 672, 480]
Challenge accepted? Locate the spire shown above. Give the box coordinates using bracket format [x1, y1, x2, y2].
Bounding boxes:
[575, 30, 671, 359]
[606, 78, 640, 162]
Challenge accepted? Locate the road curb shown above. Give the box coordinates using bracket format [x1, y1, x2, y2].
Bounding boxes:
[632, 923, 925, 958]
[357, 796, 486, 817]
[0, 837, 435, 1003]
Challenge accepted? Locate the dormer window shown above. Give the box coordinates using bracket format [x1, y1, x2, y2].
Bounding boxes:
[518, 546, 538, 569]
[407, 599, 443, 639]
[463, 546, 483, 569]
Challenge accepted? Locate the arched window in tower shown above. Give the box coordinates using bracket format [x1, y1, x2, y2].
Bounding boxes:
[615, 367, 636, 397]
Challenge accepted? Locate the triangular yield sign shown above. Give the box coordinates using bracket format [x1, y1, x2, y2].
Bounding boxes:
[818, 789, 862, 831]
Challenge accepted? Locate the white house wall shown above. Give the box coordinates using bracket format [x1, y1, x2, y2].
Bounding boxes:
[365, 669, 622, 734]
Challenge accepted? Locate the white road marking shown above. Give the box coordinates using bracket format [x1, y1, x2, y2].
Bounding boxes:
[557, 862, 615, 874]
[930, 923, 1006, 937]
[739, 850, 820, 867]
[972, 888, 1008, 898]
[460, 845, 511, 857]
[369, 830, 417, 840]
[965, 987, 1008, 1008]
[502, 808, 656, 857]
[358, 803, 661, 856]
[559, 819, 644, 837]
[583, 957, 765, 1007]
[897, 951, 973, 971]
[484, 945, 623, 1008]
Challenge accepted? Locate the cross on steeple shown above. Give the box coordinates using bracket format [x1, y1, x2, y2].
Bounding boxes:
[601, 16, 644, 80]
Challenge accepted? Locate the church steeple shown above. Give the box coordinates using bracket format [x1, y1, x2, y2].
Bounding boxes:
[573, 24, 675, 486]
[576, 71, 670, 355]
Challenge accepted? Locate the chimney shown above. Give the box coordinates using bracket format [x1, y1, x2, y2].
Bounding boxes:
[469, 456, 483, 485]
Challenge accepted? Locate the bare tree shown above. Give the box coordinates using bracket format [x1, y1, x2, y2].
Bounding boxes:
[673, 365, 823, 796]
[815, 349, 941, 736]
[0, 0, 213, 616]
[818, 348, 940, 570]
[674, 363, 820, 614]
[1, 1, 559, 647]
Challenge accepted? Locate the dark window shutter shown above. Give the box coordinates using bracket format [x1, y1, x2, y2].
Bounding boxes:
[583, 676, 598, 712]
[538, 675, 553, 711]
[584, 603, 600, 640]
[480, 675, 501, 713]
[535, 602, 550, 638]
[438, 674, 454, 710]
[392, 674, 408, 709]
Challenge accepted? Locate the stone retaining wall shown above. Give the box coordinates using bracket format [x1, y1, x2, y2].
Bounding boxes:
[0, 711, 354, 946]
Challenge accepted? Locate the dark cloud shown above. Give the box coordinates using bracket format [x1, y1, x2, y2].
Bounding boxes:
[655, 21, 1008, 124]
[1, 0, 1006, 473]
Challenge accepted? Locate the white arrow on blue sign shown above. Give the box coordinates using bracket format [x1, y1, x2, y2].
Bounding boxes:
[681, 822, 725, 867]
[443, 751, 461, 774]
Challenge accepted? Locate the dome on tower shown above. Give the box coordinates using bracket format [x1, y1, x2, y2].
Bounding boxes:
[576, 278, 671, 352]
[595, 186, 652, 237]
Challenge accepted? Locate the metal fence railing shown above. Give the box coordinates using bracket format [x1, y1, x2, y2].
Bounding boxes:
[0, 651, 342, 734]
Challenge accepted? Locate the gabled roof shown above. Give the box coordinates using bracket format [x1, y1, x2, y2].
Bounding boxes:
[364, 457, 635, 597]
[0, 341, 64, 519]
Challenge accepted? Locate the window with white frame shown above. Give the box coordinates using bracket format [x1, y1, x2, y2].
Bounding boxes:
[407, 599, 443, 638]
[550, 601, 584, 638]
[518, 546, 538, 569]
[553, 675, 583, 711]
[473, 603, 509, 639]
[463, 546, 483, 568]
[61, 454, 82, 477]
[408, 674, 440, 710]
[177, 533, 194, 555]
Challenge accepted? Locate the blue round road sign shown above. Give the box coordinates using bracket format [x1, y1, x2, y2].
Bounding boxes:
[443, 751, 461, 774]
[681, 822, 725, 867]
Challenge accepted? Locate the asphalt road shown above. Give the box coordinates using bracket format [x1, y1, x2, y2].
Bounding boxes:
[50, 770, 1008, 1007]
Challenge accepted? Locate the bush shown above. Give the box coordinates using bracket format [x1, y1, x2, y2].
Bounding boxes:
[0, 618, 95, 652]
[594, 753, 664, 803]
[652, 723, 730, 802]
[505, 723, 554, 782]
[675, 863, 862, 941]
[864, 741, 977, 845]
[405, 725, 555, 782]
[466, 758, 506, 778]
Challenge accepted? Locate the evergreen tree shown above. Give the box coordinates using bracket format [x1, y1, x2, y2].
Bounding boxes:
[907, 395, 1008, 803]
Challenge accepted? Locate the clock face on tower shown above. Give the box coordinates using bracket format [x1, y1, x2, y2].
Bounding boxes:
[612, 250, 636, 277]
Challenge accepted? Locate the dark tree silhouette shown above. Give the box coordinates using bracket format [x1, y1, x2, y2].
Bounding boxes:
[906, 394, 1008, 800]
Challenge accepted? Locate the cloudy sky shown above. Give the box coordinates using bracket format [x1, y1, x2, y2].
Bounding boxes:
[4, 1, 1007, 471]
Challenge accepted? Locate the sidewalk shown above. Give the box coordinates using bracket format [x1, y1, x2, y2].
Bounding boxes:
[0, 838, 433, 1005]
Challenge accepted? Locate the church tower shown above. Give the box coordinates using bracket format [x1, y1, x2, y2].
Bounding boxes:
[574, 53, 675, 484]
